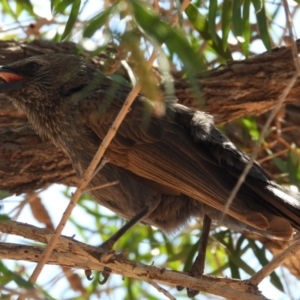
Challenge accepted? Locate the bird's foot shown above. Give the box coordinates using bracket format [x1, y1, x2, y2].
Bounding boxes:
[98, 266, 112, 285]
[176, 267, 202, 298]
[177, 215, 211, 297]
[85, 269, 93, 281]
[84, 240, 115, 283]
[85, 267, 112, 285]
[96, 240, 116, 283]
[187, 265, 203, 297]
[85, 206, 155, 285]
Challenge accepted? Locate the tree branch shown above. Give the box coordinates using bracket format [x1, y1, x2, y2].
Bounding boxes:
[250, 238, 300, 286]
[0, 220, 265, 300]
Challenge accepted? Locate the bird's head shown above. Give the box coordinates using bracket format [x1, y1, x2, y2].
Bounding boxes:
[0, 54, 101, 112]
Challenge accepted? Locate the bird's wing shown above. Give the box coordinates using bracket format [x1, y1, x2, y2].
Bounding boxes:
[172, 104, 300, 236]
[82, 88, 300, 240]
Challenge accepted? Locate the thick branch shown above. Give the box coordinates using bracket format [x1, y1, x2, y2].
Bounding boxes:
[0, 220, 265, 300]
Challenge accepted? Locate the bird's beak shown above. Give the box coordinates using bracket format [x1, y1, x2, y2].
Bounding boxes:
[0, 66, 24, 92]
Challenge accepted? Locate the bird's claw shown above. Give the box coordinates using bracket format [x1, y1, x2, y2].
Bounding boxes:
[176, 269, 201, 297]
[98, 267, 112, 285]
[187, 287, 199, 298]
[176, 284, 184, 291]
[85, 269, 94, 281]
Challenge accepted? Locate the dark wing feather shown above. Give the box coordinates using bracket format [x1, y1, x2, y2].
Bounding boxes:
[172, 104, 300, 235]
[82, 89, 300, 239]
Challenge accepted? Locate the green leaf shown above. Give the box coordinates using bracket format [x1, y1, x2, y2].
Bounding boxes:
[249, 241, 284, 292]
[52, 0, 74, 15]
[232, 0, 243, 37]
[208, 262, 229, 276]
[213, 229, 232, 247]
[124, 277, 134, 300]
[0, 261, 34, 289]
[270, 1, 281, 20]
[242, 0, 251, 57]
[51, 0, 60, 12]
[162, 234, 175, 256]
[16, 0, 35, 16]
[0, 190, 10, 200]
[242, 116, 259, 141]
[208, 0, 218, 44]
[222, 0, 232, 50]
[286, 149, 300, 186]
[184, 3, 206, 31]
[235, 235, 245, 251]
[51, 0, 60, 14]
[185, 3, 232, 60]
[181, 241, 199, 271]
[83, 4, 119, 38]
[1, 0, 15, 18]
[130, 0, 204, 104]
[226, 235, 254, 277]
[130, 0, 204, 71]
[61, 0, 81, 41]
[0, 215, 10, 221]
[229, 253, 256, 275]
[269, 271, 285, 292]
[15, 2, 23, 17]
[251, 0, 272, 50]
[273, 157, 287, 173]
[228, 257, 241, 278]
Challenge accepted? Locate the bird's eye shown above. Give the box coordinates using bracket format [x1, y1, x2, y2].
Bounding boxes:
[26, 62, 40, 73]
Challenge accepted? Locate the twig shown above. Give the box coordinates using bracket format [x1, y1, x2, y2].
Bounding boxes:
[84, 181, 119, 192]
[153, 0, 160, 13]
[8, 192, 36, 220]
[170, 0, 190, 26]
[90, 157, 109, 180]
[282, 0, 300, 73]
[257, 148, 288, 164]
[147, 280, 176, 300]
[0, 286, 45, 300]
[250, 238, 300, 285]
[277, 135, 293, 149]
[25, 159, 108, 289]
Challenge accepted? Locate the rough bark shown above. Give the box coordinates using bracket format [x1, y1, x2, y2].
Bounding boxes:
[0, 220, 267, 300]
[0, 40, 300, 279]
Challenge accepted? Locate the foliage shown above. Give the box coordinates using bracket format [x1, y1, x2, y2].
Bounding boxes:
[0, 0, 300, 299]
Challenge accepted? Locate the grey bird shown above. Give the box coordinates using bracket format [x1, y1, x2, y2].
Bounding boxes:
[0, 54, 300, 294]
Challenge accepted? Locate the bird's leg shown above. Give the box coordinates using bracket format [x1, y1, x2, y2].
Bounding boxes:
[100, 205, 150, 251]
[91, 195, 162, 284]
[90, 206, 150, 284]
[177, 214, 212, 298]
[86, 206, 151, 284]
[189, 214, 212, 277]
